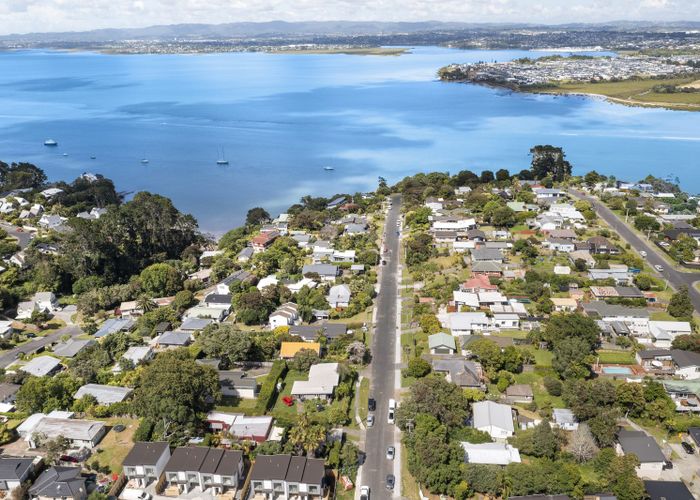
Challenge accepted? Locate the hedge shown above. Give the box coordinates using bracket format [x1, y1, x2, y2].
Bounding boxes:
[255, 360, 288, 413]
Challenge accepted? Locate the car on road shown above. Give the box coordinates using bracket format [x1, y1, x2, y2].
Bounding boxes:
[360, 485, 370, 500]
[655, 264, 664, 272]
[386, 474, 395, 490]
[368, 398, 376, 412]
[367, 414, 374, 427]
[386, 446, 395, 460]
[387, 408, 395, 424]
[640, 250, 647, 257]
[682, 441, 695, 454]
[388, 398, 396, 424]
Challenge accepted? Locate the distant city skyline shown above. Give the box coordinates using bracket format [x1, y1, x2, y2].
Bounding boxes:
[0, 0, 699, 36]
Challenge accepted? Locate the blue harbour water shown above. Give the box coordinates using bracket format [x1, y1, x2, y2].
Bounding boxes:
[0, 46, 699, 233]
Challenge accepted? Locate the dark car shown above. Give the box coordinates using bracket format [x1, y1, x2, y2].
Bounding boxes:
[386, 474, 395, 490]
[368, 398, 376, 412]
[682, 441, 695, 454]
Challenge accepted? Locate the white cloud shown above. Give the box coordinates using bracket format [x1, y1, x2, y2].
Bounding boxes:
[0, 0, 697, 35]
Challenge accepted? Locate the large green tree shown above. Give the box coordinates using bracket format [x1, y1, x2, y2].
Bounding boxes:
[529, 146, 572, 182]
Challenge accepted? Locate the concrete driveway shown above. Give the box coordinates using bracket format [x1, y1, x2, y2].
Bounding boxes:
[664, 443, 700, 497]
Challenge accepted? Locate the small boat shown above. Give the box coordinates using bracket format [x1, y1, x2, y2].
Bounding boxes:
[62, 153, 68, 157]
[141, 158, 149, 165]
[216, 147, 229, 166]
[90, 155, 96, 160]
[323, 166, 334, 171]
[44, 139, 58, 146]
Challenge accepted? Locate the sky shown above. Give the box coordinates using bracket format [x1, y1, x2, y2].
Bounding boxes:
[0, 0, 698, 35]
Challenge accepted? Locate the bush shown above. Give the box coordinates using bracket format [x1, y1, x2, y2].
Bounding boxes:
[256, 360, 288, 413]
[133, 418, 154, 441]
[544, 376, 563, 396]
[403, 358, 432, 378]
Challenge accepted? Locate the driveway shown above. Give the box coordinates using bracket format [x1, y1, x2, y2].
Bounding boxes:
[664, 443, 700, 497]
[0, 221, 33, 249]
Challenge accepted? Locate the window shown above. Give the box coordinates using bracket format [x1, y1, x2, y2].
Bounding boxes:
[309, 484, 320, 494]
[145, 467, 155, 476]
[252, 481, 263, 491]
[289, 484, 299, 493]
[273, 481, 284, 491]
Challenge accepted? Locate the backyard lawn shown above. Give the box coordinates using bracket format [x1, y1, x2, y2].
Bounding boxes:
[595, 350, 637, 365]
[92, 417, 139, 474]
[216, 397, 261, 416]
[270, 370, 308, 421]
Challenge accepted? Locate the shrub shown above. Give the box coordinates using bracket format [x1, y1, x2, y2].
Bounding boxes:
[133, 419, 154, 442]
[544, 376, 563, 396]
[256, 360, 288, 413]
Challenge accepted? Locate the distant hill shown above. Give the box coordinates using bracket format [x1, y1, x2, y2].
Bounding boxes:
[3, 20, 700, 43]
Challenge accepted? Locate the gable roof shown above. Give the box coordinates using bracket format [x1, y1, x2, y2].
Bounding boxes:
[20, 355, 61, 377]
[165, 446, 242, 476]
[28, 467, 86, 499]
[473, 401, 514, 433]
[123, 442, 170, 467]
[53, 339, 96, 358]
[428, 332, 456, 351]
[250, 454, 325, 484]
[289, 323, 347, 341]
[644, 481, 694, 500]
[73, 384, 132, 404]
[617, 429, 665, 463]
[0, 457, 34, 481]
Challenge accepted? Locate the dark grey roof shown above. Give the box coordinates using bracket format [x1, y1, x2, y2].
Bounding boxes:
[431, 358, 483, 388]
[617, 430, 665, 463]
[204, 293, 232, 304]
[289, 323, 348, 341]
[0, 457, 33, 481]
[221, 269, 253, 286]
[154, 321, 171, 334]
[28, 467, 86, 499]
[179, 318, 213, 331]
[219, 371, 257, 390]
[158, 331, 192, 345]
[165, 447, 242, 475]
[123, 442, 170, 467]
[250, 454, 325, 484]
[638, 349, 700, 368]
[467, 229, 486, 239]
[582, 301, 649, 318]
[644, 480, 694, 500]
[471, 261, 503, 273]
[689, 427, 700, 447]
[471, 248, 504, 261]
[614, 286, 644, 298]
[53, 339, 95, 358]
[0, 383, 21, 402]
[238, 247, 254, 258]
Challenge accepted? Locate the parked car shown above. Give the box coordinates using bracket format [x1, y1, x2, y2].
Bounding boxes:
[367, 414, 374, 427]
[386, 446, 395, 460]
[368, 398, 376, 412]
[640, 250, 647, 257]
[682, 441, 695, 454]
[360, 486, 370, 500]
[387, 408, 395, 424]
[386, 474, 395, 490]
[655, 264, 664, 272]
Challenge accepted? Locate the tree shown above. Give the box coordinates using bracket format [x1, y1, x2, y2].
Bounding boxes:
[511, 421, 563, 459]
[131, 350, 220, 441]
[345, 341, 367, 364]
[395, 376, 470, 429]
[491, 206, 516, 227]
[287, 411, 326, 456]
[37, 435, 70, 465]
[418, 313, 441, 334]
[543, 313, 600, 351]
[406, 233, 435, 266]
[633, 273, 652, 291]
[672, 334, 700, 353]
[15, 374, 82, 414]
[543, 377, 562, 396]
[552, 336, 593, 379]
[529, 146, 572, 181]
[496, 168, 510, 182]
[290, 349, 320, 372]
[468, 338, 503, 375]
[246, 207, 270, 226]
[480, 170, 495, 183]
[198, 324, 254, 367]
[404, 357, 432, 378]
[0, 161, 47, 190]
[633, 214, 660, 232]
[588, 408, 620, 447]
[568, 423, 598, 462]
[668, 286, 693, 318]
[139, 263, 183, 297]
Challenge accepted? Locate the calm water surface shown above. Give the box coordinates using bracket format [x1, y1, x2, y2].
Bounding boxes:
[0, 46, 698, 233]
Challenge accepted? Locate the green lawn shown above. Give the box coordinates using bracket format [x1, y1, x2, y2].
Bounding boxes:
[595, 350, 637, 365]
[270, 370, 308, 421]
[216, 397, 261, 416]
[358, 378, 369, 422]
[92, 417, 139, 474]
[491, 330, 529, 340]
[650, 311, 677, 321]
[513, 371, 564, 408]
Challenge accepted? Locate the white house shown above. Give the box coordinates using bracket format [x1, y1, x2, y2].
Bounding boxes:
[616, 429, 666, 479]
[552, 408, 579, 431]
[291, 363, 340, 402]
[551, 297, 578, 313]
[327, 284, 351, 308]
[461, 442, 521, 466]
[491, 313, 519, 330]
[269, 303, 299, 329]
[447, 312, 490, 336]
[648, 321, 692, 348]
[453, 291, 479, 309]
[472, 401, 514, 439]
[331, 250, 356, 263]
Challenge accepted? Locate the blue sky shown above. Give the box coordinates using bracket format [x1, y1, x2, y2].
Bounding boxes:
[0, 0, 697, 35]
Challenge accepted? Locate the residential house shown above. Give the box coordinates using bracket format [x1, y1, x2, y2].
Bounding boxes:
[425, 197, 444, 212]
[504, 384, 534, 404]
[428, 333, 457, 355]
[203, 293, 233, 312]
[431, 358, 485, 390]
[644, 481, 694, 500]
[637, 349, 700, 379]
[206, 412, 273, 442]
[20, 416, 106, 449]
[545, 238, 576, 253]
[219, 371, 258, 399]
[478, 292, 508, 307]
[183, 305, 227, 322]
[290, 363, 340, 402]
[461, 442, 521, 466]
[648, 321, 692, 348]
[249, 454, 325, 500]
[163, 446, 244, 496]
[0, 383, 20, 405]
[472, 401, 514, 439]
[471, 248, 504, 263]
[52, 339, 95, 358]
[0, 457, 34, 492]
[302, 264, 339, 282]
[94, 317, 135, 339]
[533, 188, 565, 200]
[73, 384, 132, 405]
[291, 234, 312, 249]
[251, 231, 279, 253]
[552, 408, 579, 431]
[19, 355, 62, 377]
[115, 346, 154, 372]
[257, 275, 279, 291]
[452, 291, 479, 309]
[180, 318, 214, 333]
[237, 247, 254, 262]
[289, 323, 347, 342]
[549, 229, 577, 240]
[122, 442, 171, 488]
[344, 223, 368, 235]
[616, 430, 665, 478]
[661, 380, 700, 413]
[216, 270, 256, 294]
[431, 217, 477, 232]
[152, 331, 193, 349]
[568, 249, 596, 268]
[269, 303, 299, 329]
[471, 261, 503, 276]
[589, 267, 632, 285]
[280, 342, 320, 360]
[461, 275, 498, 293]
[447, 312, 490, 335]
[38, 214, 68, 230]
[331, 250, 355, 263]
[29, 467, 86, 500]
[588, 236, 619, 255]
[327, 284, 351, 309]
[551, 297, 578, 313]
[582, 302, 649, 336]
[492, 313, 519, 330]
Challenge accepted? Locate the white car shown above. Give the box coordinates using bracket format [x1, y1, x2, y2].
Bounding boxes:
[386, 445, 395, 460]
[387, 408, 395, 424]
[360, 486, 370, 500]
[655, 264, 664, 272]
[367, 414, 374, 427]
[640, 250, 647, 257]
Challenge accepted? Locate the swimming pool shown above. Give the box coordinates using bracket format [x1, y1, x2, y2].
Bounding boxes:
[602, 366, 633, 375]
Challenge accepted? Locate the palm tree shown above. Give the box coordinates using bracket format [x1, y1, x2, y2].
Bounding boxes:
[288, 411, 325, 457]
[137, 294, 156, 313]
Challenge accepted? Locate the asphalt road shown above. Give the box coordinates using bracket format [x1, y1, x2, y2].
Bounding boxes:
[363, 194, 401, 497]
[0, 221, 32, 249]
[0, 324, 83, 368]
[570, 188, 700, 310]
